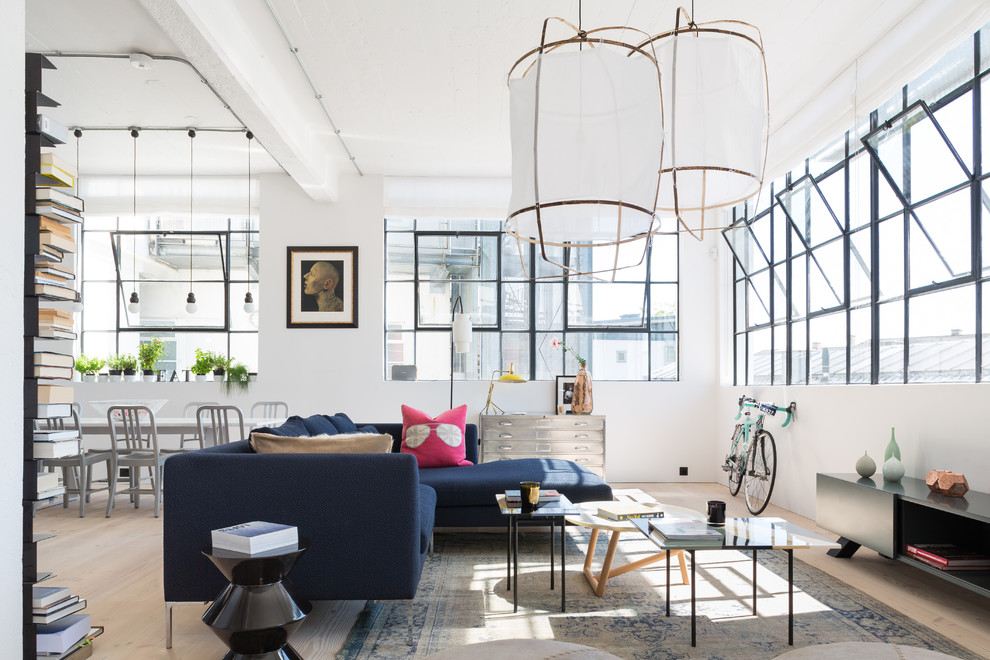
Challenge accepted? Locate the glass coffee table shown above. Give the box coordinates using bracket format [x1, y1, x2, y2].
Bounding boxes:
[497, 493, 580, 613]
[564, 501, 703, 597]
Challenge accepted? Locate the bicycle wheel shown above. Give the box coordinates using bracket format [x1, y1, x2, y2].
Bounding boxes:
[744, 430, 777, 515]
[726, 424, 744, 497]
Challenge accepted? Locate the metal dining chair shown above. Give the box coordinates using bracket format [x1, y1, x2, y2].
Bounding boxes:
[105, 405, 167, 518]
[250, 401, 289, 419]
[196, 405, 246, 447]
[179, 401, 220, 449]
[41, 406, 113, 518]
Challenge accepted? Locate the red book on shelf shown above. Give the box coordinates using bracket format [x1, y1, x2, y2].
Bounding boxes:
[906, 544, 990, 568]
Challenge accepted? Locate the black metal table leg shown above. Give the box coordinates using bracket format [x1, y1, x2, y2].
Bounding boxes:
[690, 549, 696, 647]
[665, 548, 670, 617]
[785, 548, 794, 646]
[550, 518, 555, 590]
[506, 518, 511, 590]
[752, 549, 758, 615]
[513, 518, 519, 613]
[561, 518, 566, 612]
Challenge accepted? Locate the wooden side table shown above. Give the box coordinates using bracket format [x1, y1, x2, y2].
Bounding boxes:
[202, 541, 312, 659]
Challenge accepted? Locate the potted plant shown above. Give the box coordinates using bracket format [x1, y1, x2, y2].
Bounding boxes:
[138, 337, 166, 382]
[119, 353, 139, 382]
[74, 354, 105, 382]
[223, 363, 251, 394]
[210, 351, 232, 380]
[106, 354, 126, 382]
[191, 349, 213, 382]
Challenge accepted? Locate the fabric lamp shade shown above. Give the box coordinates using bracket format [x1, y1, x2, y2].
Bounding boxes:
[651, 15, 769, 239]
[506, 22, 663, 281]
[452, 312, 472, 354]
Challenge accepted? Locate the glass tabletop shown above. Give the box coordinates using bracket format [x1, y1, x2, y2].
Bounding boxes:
[497, 493, 580, 517]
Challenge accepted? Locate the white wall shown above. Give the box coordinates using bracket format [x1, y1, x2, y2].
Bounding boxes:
[4, 1, 26, 653]
[73, 173, 726, 483]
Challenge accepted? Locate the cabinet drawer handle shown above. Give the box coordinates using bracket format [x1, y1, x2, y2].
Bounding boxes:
[498, 433, 513, 438]
[537, 443, 551, 452]
[573, 446, 589, 451]
[573, 434, 589, 439]
[497, 421, 514, 427]
[576, 457, 590, 463]
[498, 445, 513, 450]
[574, 422, 589, 427]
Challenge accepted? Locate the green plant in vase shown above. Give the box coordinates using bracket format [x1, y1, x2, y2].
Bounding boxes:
[106, 354, 128, 381]
[191, 349, 214, 381]
[138, 336, 166, 381]
[118, 353, 138, 381]
[223, 363, 251, 394]
[74, 354, 106, 382]
[209, 352, 232, 380]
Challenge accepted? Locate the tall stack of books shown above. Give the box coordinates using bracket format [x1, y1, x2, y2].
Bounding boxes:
[905, 544, 990, 571]
[33, 586, 102, 659]
[649, 520, 725, 548]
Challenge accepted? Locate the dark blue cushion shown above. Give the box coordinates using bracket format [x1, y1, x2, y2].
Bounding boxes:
[252, 415, 309, 437]
[358, 425, 379, 434]
[301, 414, 338, 436]
[330, 412, 358, 433]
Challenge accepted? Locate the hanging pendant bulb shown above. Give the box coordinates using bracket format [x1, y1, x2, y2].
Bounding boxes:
[243, 131, 255, 314]
[127, 128, 141, 313]
[186, 129, 197, 314]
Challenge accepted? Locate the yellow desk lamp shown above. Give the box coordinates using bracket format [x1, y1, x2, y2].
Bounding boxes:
[483, 363, 527, 415]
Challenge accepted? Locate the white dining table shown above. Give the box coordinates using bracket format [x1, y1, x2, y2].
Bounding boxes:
[80, 417, 283, 439]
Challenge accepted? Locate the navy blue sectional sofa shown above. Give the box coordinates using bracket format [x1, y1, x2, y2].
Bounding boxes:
[162, 415, 611, 645]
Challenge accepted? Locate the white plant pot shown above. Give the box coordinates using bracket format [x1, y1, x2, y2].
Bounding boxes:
[82, 373, 97, 382]
[123, 372, 140, 382]
[195, 374, 208, 382]
[108, 371, 122, 382]
[143, 371, 157, 382]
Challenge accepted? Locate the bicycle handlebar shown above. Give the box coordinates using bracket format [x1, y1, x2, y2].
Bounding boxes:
[734, 396, 796, 427]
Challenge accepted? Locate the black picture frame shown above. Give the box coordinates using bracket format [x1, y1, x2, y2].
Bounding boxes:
[286, 246, 359, 328]
[555, 375, 577, 414]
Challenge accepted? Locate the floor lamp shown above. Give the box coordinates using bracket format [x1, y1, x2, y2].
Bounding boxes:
[450, 295, 472, 410]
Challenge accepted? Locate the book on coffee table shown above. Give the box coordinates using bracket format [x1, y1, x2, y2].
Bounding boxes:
[596, 502, 664, 521]
[649, 520, 724, 547]
[211, 521, 298, 554]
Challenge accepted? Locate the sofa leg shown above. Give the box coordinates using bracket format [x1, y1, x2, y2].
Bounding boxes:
[407, 600, 414, 646]
[165, 602, 174, 649]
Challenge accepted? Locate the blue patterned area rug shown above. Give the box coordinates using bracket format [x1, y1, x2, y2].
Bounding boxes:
[338, 531, 979, 659]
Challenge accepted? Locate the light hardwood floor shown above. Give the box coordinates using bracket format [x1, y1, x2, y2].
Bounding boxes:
[33, 482, 990, 659]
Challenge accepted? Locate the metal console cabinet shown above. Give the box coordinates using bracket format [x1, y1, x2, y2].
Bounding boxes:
[480, 414, 606, 478]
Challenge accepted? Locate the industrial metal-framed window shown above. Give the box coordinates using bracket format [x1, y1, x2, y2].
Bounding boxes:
[726, 25, 990, 385]
[384, 218, 679, 381]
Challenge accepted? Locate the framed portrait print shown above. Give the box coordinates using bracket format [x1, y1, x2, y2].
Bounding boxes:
[286, 246, 358, 328]
[555, 375, 576, 414]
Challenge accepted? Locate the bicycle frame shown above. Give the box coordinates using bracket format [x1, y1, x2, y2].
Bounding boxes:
[724, 396, 796, 513]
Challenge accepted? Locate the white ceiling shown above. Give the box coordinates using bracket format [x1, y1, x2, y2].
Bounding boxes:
[23, 0, 989, 197]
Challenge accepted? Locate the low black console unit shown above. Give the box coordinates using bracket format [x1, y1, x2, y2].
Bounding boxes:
[817, 473, 990, 597]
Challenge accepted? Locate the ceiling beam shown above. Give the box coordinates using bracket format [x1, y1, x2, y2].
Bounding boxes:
[138, 0, 345, 202]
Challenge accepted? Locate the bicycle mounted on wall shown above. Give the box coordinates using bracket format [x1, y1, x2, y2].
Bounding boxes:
[722, 396, 796, 515]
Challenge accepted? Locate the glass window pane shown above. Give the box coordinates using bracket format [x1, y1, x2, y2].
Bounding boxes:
[809, 240, 844, 311]
[386, 218, 414, 231]
[82, 231, 117, 280]
[933, 90, 973, 173]
[849, 153, 871, 231]
[908, 287, 975, 382]
[651, 333, 677, 380]
[649, 284, 677, 331]
[80, 331, 116, 365]
[649, 234, 678, 282]
[983, 180, 990, 276]
[791, 253, 807, 320]
[850, 228, 872, 305]
[748, 271, 770, 327]
[907, 36, 974, 106]
[773, 325, 786, 384]
[909, 189, 972, 288]
[229, 333, 258, 372]
[982, 25, 990, 75]
[475, 331, 503, 382]
[124, 281, 226, 329]
[772, 266, 787, 323]
[81, 282, 117, 330]
[791, 319, 807, 385]
[502, 333, 530, 379]
[810, 312, 846, 384]
[735, 333, 746, 385]
[878, 216, 905, 300]
[502, 234, 529, 281]
[229, 293, 259, 332]
[747, 327, 771, 385]
[386, 282, 414, 330]
[567, 283, 646, 327]
[878, 301, 904, 383]
[724, 224, 767, 276]
[535, 283, 564, 331]
[227, 231, 257, 282]
[749, 213, 772, 267]
[735, 279, 746, 330]
[418, 282, 497, 327]
[877, 165, 903, 219]
[536, 332, 564, 381]
[817, 170, 846, 232]
[415, 332, 450, 380]
[173, 333, 226, 378]
[568, 243, 649, 282]
[502, 283, 530, 330]
[385, 332, 415, 379]
[577, 333, 646, 380]
[983, 282, 990, 381]
[849, 306, 872, 383]
[386, 232, 414, 280]
[809, 134, 845, 178]
[535, 243, 566, 279]
[416, 234, 497, 281]
[983, 78, 990, 167]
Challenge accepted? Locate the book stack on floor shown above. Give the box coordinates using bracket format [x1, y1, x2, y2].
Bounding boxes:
[596, 501, 665, 522]
[504, 489, 561, 506]
[33, 586, 102, 659]
[649, 520, 725, 548]
[906, 544, 990, 571]
[212, 521, 299, 555]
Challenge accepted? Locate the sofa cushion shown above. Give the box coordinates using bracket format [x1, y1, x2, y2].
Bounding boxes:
[419, 457, 612, 508]
[251, 415, 309, 438]
[400, 404, 472, 468]
[250, 431, 393, 454]
[300, 414, 339, 436]
[329, 413, 359, 433]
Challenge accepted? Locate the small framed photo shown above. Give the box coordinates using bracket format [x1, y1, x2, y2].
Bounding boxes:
[286, 246, 358, 328]
[555, 375, 577, 414]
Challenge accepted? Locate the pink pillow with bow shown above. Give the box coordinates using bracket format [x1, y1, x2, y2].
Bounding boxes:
[400, 405, 472, 468]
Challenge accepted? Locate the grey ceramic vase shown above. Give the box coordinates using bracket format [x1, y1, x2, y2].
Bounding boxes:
[883, 455, 905, 482]
[855, 451, 877, 478]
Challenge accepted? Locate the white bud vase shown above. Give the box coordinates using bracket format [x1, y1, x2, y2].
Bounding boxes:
[883, 455, 904, 483]
[855, 451, 876, 478]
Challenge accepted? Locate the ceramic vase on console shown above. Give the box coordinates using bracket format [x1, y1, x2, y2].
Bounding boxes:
[882, 427, 904, 482]
[855, 451, 876, 478]
[571, 362, 593, 414]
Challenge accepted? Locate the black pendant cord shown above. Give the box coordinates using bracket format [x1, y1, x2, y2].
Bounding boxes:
[187, 129, 196, 308]
[130, 129, 139, 306]
[245, 131, 254, 307]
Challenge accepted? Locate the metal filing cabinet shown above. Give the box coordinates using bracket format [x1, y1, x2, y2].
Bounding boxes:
[480, 414, 606, 478]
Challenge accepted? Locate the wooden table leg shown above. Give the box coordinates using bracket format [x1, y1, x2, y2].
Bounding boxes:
[582, 531, 690, 598]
